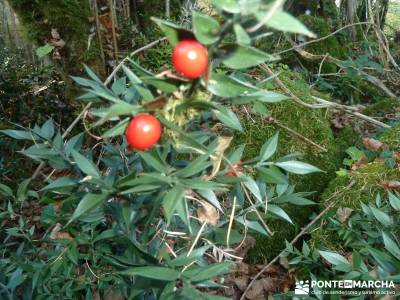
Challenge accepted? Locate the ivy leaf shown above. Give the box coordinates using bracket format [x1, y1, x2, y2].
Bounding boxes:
[192, 11, 220, 45]
[221, 45, 277, 69]
[275, 161, 322, 174]
[71, 150, 101, 179]
[67, 193, 108, 225]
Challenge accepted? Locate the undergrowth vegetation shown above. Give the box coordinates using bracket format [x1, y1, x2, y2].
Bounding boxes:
[1, 0, 400, 299]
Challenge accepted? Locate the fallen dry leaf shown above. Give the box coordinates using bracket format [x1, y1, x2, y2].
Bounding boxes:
[50, 223, 74, 240]
[336, 207, 354, 223]
[197, 200, 219, 225]
[262, 277, 278, 293]
[362, 137, 383, 151]
[245, 279, 264, 300]
[350, 156, 368, 171]
[382, 180, 400, 190]
[234, 276, 249, 291]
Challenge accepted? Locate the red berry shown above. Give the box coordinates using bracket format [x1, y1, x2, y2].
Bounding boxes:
[125, 114, 162, 150]
[172, 39, 209, 79]
[226, 161, 243, 177]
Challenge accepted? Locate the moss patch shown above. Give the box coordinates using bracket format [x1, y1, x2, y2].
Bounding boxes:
[310, 161, 400, 250]
[7, 0, 102, 74]
[379, 123, 400, 150]
[238, 70, 345, 262]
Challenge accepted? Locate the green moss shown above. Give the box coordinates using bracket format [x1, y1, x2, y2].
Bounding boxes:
[310, 161, 400, 249]
[363, 98, 400, 117]
[297, 15, 346, 73]
[257, 16, 346, 73]
[7, 0, 102, 74]
[238, 70, 344, 262]
[321, 162, 400, 209]
[379, 123, 400, 150]
[237, 70, 340, 194]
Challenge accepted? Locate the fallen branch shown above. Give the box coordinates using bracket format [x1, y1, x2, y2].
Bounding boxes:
[275, 22, 373, 56]
[260, 64, 392, 129]
[264, 116, 328, 152]
[31, 38, 167, 180]
[284, 37, 398, 100]
[240, 180, 356, 300]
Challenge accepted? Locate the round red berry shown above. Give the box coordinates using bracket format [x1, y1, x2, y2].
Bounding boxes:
[125, 114, 162, 150]
[172, 39, 209, 79]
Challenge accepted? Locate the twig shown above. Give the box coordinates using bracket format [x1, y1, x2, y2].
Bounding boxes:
[284, 37, 398, 100]
[31, 38, 166, 179]
[265, 116, 328, 152]
[187, 221, 207, 257]
[240, 180, 356, 300]
[275, 22, 373, 56]
[261, 64, 392, 129]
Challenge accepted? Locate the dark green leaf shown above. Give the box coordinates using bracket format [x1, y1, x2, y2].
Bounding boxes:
[163, 186, 185, 224]
[192, 11, 220, 45]
[152, 17, 193, 46]
[234, 24, 251, 45]
[68, 193, 108, 224]
[120, 266, 181, 281]
[102, 118, 129, 138]
[259, 133, 278, 162]
[71, 150, 101, 179]
[256, 11, 315, 37]
[275, 161, 322, 174]
[212, 104, 243, 131]
[41, 177, 78, 191]
[207, 73, 258, 97]
[210, 0, 240, 13]
[221, 45, 276, 69]
[0, 129, 34, 140]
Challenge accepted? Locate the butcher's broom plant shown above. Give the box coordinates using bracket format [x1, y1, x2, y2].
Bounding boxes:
[0, 1, 321, 298]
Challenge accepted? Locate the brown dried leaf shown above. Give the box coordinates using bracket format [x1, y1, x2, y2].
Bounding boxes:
[336, 207, 354, 223]
[234, 276, 249, 291]
[197, 200, 219, 225]
[245, 279, 265, 299]
[50, 223, 74, 240]
[382, 180, 400, 190]
[350, 155, 368, 171]
[362, 137, 383, 151]
[262, 277, 278, 293]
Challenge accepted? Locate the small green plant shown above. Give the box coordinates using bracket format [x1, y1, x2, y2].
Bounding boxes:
[0, 1, 322, 298]
[282, 192, 400, 298]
